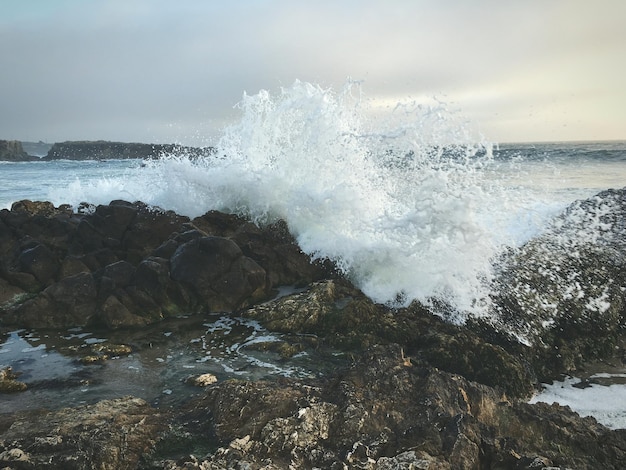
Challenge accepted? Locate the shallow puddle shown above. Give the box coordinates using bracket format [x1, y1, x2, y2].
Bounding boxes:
[0, 313, 347, 413]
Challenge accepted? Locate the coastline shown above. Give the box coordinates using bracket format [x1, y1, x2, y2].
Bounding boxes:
[0, 194, 624, 468]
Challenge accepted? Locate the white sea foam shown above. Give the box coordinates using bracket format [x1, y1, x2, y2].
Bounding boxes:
[530, 376, 626, 429]
[44, 80, 570, 319]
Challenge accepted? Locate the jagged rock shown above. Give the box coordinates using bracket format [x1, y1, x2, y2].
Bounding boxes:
[0, 396, 168, 468]
[193, 211, 332, 287]
[0, 278, 26, 307]
[0, 140, 35, 161]
[0, 367, 27, 393]
[170, 236, 269, 312]
[10, 272, 97, 328]
[493, 188, 626, 380]
[186, 373, 218, 387]
[0, 200, 329, 329]
[17, 243, 60, 284]
[176, 344, 626, 469]
[0, 197, 624, 468]
[10, 199, 59, 216]
[42, 140, 212, 161]
[244, 279, 534, 398]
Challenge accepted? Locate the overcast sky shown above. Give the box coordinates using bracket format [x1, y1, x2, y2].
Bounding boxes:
[1, 0, 624, 145]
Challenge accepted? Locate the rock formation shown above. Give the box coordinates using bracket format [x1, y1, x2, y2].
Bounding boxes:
[42, 140, 212, 160]
[0, 190, 624, 468]
[0, 140, 36, 162]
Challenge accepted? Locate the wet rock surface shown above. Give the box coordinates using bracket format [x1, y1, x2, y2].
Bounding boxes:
[158, 345, 625, 469]
[0, 192, 624, 468]
[493, 188, 626, 381]
[0, 199, 329, 329]
[0, 396, 168, 469]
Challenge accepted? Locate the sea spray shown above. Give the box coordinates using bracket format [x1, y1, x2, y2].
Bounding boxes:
[492, 188, 626, 344]
[165, 81, 515, 317]
[48, 81, 540, 319]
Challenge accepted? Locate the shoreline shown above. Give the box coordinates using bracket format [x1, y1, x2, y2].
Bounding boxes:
[0, 195, 624, 467]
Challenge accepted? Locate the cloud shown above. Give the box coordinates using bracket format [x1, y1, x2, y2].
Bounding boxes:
[0, 0, 624, 144]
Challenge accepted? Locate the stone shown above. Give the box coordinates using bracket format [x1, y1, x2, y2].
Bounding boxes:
[186, 373, 218, 387]
[0, 367, 27, 393]
[0, 140, 34, 161]
[244, 279, 535, 398]
[0, 396, 168, 468]
[178, 344, 626, 469]
[12, 272, 97, 328]
[17, 243, 60, 284]
[493, 188, 626, 380]
[170, 236, 268, 311]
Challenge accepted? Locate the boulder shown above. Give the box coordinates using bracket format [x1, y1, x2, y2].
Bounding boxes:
[194, 211, 332, 287]
[0, 140, 35, 161]
[493, 188, 626, 380]
[0, 396, 167, 469]
[0, 367, 27, 393]
[170, 236, 269, 311]
[244, 279, 534, 398]
[0, 200, 329, 330]
[10, 272, 97, 328]
[17, 243, 60, 284]
[172, 344, 626, 469]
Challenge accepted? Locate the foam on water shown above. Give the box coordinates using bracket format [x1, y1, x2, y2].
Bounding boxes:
[46, 81, 566, 318]
[530, 375, 626, 429]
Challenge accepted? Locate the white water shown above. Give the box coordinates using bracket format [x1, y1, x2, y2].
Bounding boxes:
[530, 374, 626, 430]
[2, 80, 626, 428]
[41, 81, 555, 319]
[2, 82, 623, 320]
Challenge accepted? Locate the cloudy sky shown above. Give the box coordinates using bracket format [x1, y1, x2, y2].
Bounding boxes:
[1, 0, 624, 145]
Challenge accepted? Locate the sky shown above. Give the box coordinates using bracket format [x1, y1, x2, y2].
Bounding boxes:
[1, 0, 625, 146]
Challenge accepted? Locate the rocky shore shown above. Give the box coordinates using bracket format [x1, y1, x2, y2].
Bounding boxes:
[0, 140, 212, 161]
[0, 191, 625, 469]
[43, 141, 212, 161]
[0, 140, 36, 162]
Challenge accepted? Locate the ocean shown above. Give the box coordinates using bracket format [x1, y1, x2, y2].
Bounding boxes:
[1, 81, 625, 425]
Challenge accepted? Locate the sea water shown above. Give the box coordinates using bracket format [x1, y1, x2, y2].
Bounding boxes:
[1, 80, 625, 425]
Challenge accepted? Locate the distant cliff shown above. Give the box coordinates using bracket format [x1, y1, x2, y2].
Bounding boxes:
[21, 141, 53, 157]
[42, 140, 213, 160]
[0, 140, 37, 161]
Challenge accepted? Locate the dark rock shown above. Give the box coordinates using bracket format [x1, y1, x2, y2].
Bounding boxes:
[0, 201, 327, 330]
[175, 344, 626, 469]
[17, 243, 60, 284]
[90, 201, 138, 240]
[0, 197, 624, 468]
[68, 202, 189, 264]
[98, 294, 151, 329]
[101, 260, 136, 288]
[0, 278, 26, 308]
[0, 270, 41, 293]
[0, 140, 35, 162]
[11, 272, 97, 328]
[0, 396, 168, 468]
[170, 236, 269, 311]
[493, 188, 626, 380]
[244, 280, 535, 398]
[42, 140, 213, 161]
[57, 256, 91, 278]
[193, 212, 332, 287]
[121, 204, 190, 264]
